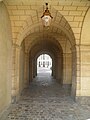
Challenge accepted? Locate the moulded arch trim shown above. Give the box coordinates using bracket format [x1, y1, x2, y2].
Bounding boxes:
[81, 8, 90, 45]
[16, 10, 76, 47]
[30, 46, 58, 60]
[35, 50, 54, 62]
[27, 36, 63, 54]
[25, 36, 64, 54]
[17, 22, 75, 47]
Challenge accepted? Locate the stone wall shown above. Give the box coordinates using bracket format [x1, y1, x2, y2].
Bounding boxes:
[0, 0, 89, 105]
[0, 2, 12, 113]
[77, 8, 90, 103]
[19, 42, 25, 94]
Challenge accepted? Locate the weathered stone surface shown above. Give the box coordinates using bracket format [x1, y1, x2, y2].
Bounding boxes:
[0, 0, 90, 118]
[3, 69, 90, 120]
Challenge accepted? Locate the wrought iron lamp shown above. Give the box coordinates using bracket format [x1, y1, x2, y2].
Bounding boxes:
[41, 3, 53, 27]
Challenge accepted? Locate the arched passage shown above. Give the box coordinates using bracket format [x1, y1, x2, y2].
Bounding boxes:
[36, 54, 52, 76]
[34, 52, 54, 79]
[0, 0, 90, 118]
[12, 9, 77, 101]
[36, 53, 53, 76]
[29, 37, 63, 84]
[76, 8, 90, 103]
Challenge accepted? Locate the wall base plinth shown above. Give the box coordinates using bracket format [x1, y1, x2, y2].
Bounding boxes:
[76, 96, 90, 105]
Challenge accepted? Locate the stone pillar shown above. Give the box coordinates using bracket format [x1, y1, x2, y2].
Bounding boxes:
[76, 45, 90, 104]
[51, 58, 55, 77]
[19, 45, 25, 94]
[29, 58, 33, 82]
[35, 58, 37, 76]
[24, 53, 29, 88]
[76, 9, 90, 104]
[76, 45, 81, 97]
[11, 44, 21, 103]
[32, 58, 35, 78]
[63, 53, 66, 85]
[56, 55, 63, 84]
[11, 45, 16, 103]
[52, 59, 54, 77]
[71, 45, 80, 100]
[33, 58, 37, 78]
[71, 47, 76, 99]
[63, 53, 72, 88]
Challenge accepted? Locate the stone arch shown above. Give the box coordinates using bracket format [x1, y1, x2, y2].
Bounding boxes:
[12, 7, 77, 101]
[81, 7, 90, 45]
[0, 0, 89, 107]
[33, 51, 54, 78]
[16, 9, 75, 46]
[29, 37, 63, 84]
[23, 31, 73, 87]
[76, 8, 90, 104]
[19, 41, 25, 94]
[28, 35, 63, 52]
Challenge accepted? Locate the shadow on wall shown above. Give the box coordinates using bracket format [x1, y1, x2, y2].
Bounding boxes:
[0, 2, 12, 113]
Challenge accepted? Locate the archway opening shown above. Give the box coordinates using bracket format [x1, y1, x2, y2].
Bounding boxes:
[28, 37, 63, 85]
[13, 8, 77, 100]
[37, 54, 52, 77]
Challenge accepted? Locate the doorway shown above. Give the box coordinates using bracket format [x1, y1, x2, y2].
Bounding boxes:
[37, 54, 52, 77]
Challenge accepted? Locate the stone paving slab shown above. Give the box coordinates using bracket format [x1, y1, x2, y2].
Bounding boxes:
[3, 69, 90, 120]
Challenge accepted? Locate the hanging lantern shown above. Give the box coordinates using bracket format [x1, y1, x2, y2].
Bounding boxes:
[41, 3, 53, 27]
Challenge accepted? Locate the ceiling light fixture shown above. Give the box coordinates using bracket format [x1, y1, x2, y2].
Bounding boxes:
[41, 3, 53, 27]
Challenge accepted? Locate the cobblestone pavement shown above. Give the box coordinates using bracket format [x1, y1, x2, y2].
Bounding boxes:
[5, 68, 90, 120]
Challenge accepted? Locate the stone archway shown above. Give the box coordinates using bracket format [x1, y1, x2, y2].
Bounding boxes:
[29, 38, 63, 84]
[36, 52, 54, 77]
[76, 8, 90, 104]
[9, 5, 77, 101]
[13, 26, 76, 101]
[0, 0, 90, 118]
